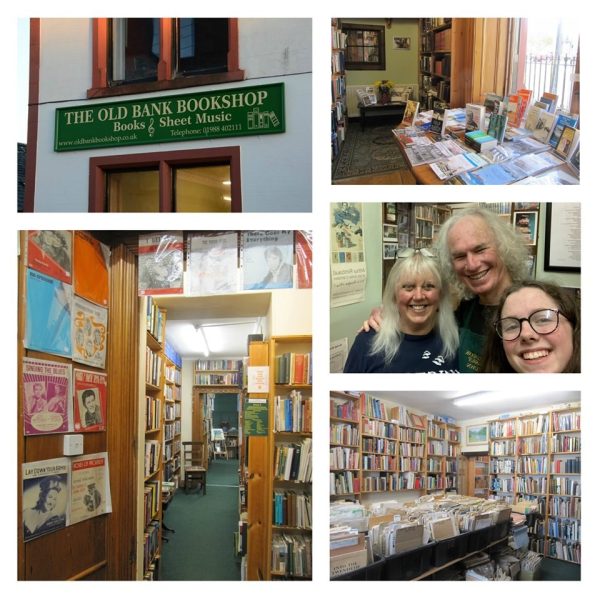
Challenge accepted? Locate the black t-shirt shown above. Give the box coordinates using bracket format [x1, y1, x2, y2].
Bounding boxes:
[344, 329, 459, 373]
[454, 297, 497, 373]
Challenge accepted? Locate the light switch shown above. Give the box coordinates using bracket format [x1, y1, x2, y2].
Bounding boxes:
[63, 434, 84, 456]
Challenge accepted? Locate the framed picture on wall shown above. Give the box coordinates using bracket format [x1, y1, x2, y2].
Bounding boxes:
[466, 424, 488, 446]
[383, 242, 398, 260]
[513, 211, 538, 246]
[384, 203, 397, 224]
[544, 203, 581, 272]
[383, 224, 397, 241]
[393, 37, 411, 49]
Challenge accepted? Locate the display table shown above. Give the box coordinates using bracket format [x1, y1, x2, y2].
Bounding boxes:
[359, 102, 406, 131]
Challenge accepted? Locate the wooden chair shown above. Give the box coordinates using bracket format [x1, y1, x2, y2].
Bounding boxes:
[212, 440, 228, 460]
[182, 441, 207, 495]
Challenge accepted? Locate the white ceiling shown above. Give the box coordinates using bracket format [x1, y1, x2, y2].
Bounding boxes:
[363, 390, 581, 421]
[154, 292, 272, 360]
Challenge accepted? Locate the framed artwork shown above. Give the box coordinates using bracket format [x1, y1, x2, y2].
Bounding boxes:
[393, 37, 411, 50]
[466, 424, 488, 446]
[513, 211, 538, 246]
[384, 203, 397, 224]
[383, 224, 397, 241]
[383, 242, 397, 260]
[544, 203, 581, 272]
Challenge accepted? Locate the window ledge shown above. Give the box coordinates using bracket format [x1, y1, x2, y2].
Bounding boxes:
[87, 70, 246, 99]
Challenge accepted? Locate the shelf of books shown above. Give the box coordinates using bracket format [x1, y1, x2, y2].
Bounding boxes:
[330, 391, 360, 499]
[193, 358, 243, 389]
[331, 18, 347, 161]
[487, 407, 581, 564]
[163, 342, 182, 495]
[141, 297, 166, 580]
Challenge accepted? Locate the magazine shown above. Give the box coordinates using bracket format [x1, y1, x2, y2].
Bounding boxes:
[22, 357, 72, 435]
[22, 458, 70, 542]
[242, 231, 294, 290]
[25, 269, 72, 358]
[27, 230, 72, 284]
[188, 232, 239, 295]
[72, 296, 108, 369]
[138, 232, 184, 295]
[73, 369, 107, 432]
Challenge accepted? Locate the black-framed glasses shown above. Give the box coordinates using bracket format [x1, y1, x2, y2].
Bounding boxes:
[396, 247, 437, 259]
[495, 308, 566, 341]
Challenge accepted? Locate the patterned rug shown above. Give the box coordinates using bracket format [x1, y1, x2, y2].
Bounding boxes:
[332, 122, 406, 181]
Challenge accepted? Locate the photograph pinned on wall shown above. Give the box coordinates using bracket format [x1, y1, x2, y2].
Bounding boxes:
[513, 211, 538, 245]
[72, 296, 108, 369]
[188, 232, 239, 296]
[22, 358, 72, 436]
[22, 458, 70, 542]
[393, 36, 411, 49]
[383, 243, 398, 260]
[25, 269, 72, 358]
[138, 232, 184, 295]
[27, 230, 72, 284]
[73, 369, 107, 432]
[384, 202, 397, 224]
[242, 231, 294, 290]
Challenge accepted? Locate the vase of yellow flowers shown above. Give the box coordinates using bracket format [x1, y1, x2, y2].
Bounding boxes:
[375, 79, 394, 104]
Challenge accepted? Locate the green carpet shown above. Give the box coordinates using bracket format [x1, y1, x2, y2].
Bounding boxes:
[160, 459, 241, 580]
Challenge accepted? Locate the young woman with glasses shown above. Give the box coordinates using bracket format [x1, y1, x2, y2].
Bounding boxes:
[480, 280, 580, 373]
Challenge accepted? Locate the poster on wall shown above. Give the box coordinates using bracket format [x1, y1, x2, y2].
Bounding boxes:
[22, 358, 72, 436]
[27, 230, 73, 284]
[73, 369, 107, 432]
[295, 231, 313, 289]
[22, 458, 70, 542]
[72, 296, 108, 369]
[188, 232, 239, 295]
[25, 269, 72, 358]
[138, 232, 184, 295]
[74, 232, 110, 306]
[330, 202, 367, 307]
[544, 203, 581, 272]
[242, 231, 294, 290]
[70, 452, 112, 525]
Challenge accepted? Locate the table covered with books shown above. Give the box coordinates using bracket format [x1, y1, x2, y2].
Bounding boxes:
[390, 93, 580, 185]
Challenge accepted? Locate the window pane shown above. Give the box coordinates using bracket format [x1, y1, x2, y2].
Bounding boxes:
[107, 170, 159, 212]
[174, 165, 232, 212]
[177, 18, 229, 75]
[112, 18, 159, 83]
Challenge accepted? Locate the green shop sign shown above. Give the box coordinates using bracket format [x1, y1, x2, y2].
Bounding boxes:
[54, 82, 285, 152]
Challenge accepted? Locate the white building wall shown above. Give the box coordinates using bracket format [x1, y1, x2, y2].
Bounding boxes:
[33, 18, 312, 212]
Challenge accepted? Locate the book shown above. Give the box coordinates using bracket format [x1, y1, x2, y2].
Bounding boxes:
[554, 126, 579, 160]
[429, 153, 489, 180]
[458, 161, 528, 185]
[27, 231, 72, 284]
[429, 101, 448, 137]
[464, 130, 498, 152]
[506, 94, 521, 127]
[73, 368, 107, 432]
[548, 112, 579, 148]
[516, 89, 533, 124]
[531, 110, 557, 143]
[540, 91, 559, 113]
[483, 93, 503, 114]
[487, 113, 508, 143]
[22, 357, 72, 435]
[568, 141, 580, 174]
[74, 231, 110, 306]
[400, 100, 419, 127]
[465, 103, 486, 133]
[25, 269, 72, 358]
[514, 165, 580, 185]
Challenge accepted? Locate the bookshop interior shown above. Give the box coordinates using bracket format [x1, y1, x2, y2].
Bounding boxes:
[331, 18, 580, 185]
[17, 230, 312, 581]
[330, 201, 581, 373]
[330, 390, 581, 581]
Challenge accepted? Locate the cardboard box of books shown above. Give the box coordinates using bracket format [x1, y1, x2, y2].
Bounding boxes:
[330, 546, 368, 578]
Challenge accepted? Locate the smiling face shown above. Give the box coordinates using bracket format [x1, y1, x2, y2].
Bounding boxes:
[395, 272, 440, 335]
[447, 216, 512, 305]
[501, 287, 574, 373]
[44, 489, 59, 512]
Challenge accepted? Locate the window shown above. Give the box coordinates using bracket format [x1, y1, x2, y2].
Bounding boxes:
[89, 18, 244, 98]
[89, 148, 241, 212]
[342, 23, 386, 70]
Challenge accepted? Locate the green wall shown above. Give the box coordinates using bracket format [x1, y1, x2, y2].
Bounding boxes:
[330, 203, 383, 360]
[343, 18, 419, 88]
[212, 393, 238, 431]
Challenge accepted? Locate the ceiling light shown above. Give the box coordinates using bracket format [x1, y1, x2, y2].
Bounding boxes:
[193, 324, 210, 357]
[453, 392, 507, 407]
[222, 180, 231, 185]
[223, 195, 231, 202]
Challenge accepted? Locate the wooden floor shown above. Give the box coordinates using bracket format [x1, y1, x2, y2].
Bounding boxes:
[333, 169, 416, 185]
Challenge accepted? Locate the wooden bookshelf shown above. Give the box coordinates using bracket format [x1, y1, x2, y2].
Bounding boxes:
[418, 18, 472, 109]
[163, 353, 182, 492]
[139, 299, 166, 580]
[246, 336, 312, 581]
[330, 391, 360, 499]
[331, 18, 348, 161]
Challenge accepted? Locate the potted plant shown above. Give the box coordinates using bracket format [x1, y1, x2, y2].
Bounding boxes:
[374, 79, 394, 104]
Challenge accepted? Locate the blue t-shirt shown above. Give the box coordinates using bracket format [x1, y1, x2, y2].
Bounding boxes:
[344, 329, 459, 373]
